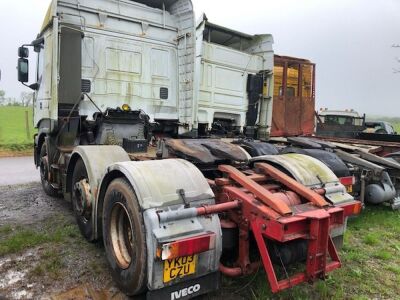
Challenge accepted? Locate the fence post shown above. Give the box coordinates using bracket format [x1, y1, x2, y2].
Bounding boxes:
[25, 110, 30, 140]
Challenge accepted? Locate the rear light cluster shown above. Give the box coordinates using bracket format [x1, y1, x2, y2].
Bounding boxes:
[339, 176, 355, 186]
[339, 201, 362, 217]
[157, 232, 216, 260]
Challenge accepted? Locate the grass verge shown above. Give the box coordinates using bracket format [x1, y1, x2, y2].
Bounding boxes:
[217, 205, 400, 299]
[1, 206, 399, 299]
[0, 106, 36, 156]
[0, 220, 78, 256]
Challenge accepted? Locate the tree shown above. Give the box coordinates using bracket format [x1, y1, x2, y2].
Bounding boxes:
[0, 90, 5, 106]
[20, 92, 33, 107]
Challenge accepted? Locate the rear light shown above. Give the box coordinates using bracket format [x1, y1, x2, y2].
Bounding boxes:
[352, 202, 362, 215]
[339, 201, 362, 217]
[339, 176, 355, 186]
[157, 232, 216, 260]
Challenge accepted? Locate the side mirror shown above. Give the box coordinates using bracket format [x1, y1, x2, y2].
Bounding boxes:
[18, 46, 29, 58]
[17, 58, 29, 83]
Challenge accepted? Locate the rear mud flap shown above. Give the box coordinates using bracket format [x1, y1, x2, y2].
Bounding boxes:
[146, 272, 220, 300]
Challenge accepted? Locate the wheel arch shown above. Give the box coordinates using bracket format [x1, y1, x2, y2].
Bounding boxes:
[251, 153, 339, 187]
[35, 133, 47, 167]
[251, 153, 354, 205]
[96, 159, 220, 291]
[65, 145, 130, 241]
[95, 159, 215, 238]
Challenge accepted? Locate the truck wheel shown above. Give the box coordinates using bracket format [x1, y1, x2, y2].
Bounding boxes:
[39, 143, 60, 197]
[102, 178, 147, 296]
[71, 158, 93, 240]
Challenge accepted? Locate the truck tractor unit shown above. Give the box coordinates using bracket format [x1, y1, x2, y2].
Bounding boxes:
[17, 0, 361, 298]
[316, 108, 400, 142]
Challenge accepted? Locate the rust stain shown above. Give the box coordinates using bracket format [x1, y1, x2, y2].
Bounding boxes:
[271, 55, 315, 137]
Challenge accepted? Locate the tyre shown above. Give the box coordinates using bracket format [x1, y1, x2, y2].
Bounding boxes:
[71, 158, 93, 240]
[102, 178, 147, 296]
[39, 143, 60, 197]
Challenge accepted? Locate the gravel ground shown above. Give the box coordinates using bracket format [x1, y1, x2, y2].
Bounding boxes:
[0, 183, 127, 300]
[0, 183, 245, 300]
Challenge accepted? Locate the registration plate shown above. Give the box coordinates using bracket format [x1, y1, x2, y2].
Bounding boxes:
[163, 255, 197, 283]
[346, 185, 353, 193]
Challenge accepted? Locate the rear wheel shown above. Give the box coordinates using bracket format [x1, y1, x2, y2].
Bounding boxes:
[102, 178, 147, 296]
[39, 143, 60, 197]
[71, 159, 93, 240]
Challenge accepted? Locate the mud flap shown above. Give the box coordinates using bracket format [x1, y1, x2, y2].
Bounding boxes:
[146, 272, 220, 300]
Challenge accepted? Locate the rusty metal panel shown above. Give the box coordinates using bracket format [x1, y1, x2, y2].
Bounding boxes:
[271, 55, 315, 137]
[164, 139, 249, 165]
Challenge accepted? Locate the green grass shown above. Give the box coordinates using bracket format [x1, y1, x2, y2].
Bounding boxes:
[0, 217, 84, 281]
[0, 106, 36, 148]
[218, 206, 400, 299]
[394, 122, 400, 133]
[0, 218, 79, 256]
[30, 248, 65, 279]
[1, 207, 400, 299]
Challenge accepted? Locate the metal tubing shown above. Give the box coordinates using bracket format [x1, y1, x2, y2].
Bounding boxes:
[158, 207, 198, 223]
[219, 264, 242, 277]
[158, 201, 240, 223]
[196, 200, 241, 216]
[360, 175, 366, 205]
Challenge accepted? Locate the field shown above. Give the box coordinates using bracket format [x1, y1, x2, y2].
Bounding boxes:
[395, 123, 400, 133]
[0, 106, 35, 152]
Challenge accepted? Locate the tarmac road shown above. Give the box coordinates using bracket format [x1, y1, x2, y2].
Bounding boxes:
[0, 156, 39, 186]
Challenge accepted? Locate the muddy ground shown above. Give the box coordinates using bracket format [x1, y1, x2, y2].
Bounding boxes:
[0, 183, 126, 299]
[0, 183, 247, 300]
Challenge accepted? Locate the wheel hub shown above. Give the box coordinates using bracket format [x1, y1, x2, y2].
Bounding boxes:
[110, 202, 134, 270]
[74, 179, 92, 217]
[40, 155, 50, 181]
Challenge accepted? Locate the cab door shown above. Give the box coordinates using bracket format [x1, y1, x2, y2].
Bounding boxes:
[34, 30, 53, 126]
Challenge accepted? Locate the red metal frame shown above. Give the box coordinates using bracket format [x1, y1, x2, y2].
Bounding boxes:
[206, 163, 361, 293]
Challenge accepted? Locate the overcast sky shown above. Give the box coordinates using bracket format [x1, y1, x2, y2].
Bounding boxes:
[0, 0, 399, 116]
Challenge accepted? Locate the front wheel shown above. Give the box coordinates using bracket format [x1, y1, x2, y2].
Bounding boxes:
[71, 158, 93, 240]
[39, 143, 60, 197]
[102, 178, 147, 296]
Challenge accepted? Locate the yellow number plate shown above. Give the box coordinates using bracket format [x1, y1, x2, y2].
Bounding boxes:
[163, 255, 197, 283]
[346, 185, 353, 193]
